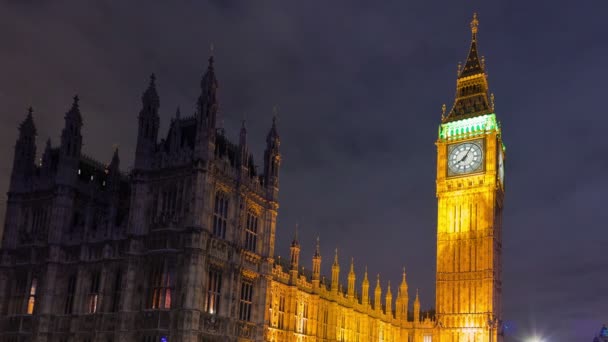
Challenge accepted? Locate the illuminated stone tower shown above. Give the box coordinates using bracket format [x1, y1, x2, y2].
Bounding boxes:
[435, 13, 505, 342]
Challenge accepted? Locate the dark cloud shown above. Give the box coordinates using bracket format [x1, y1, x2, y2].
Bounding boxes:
[1, 1, 607, 340]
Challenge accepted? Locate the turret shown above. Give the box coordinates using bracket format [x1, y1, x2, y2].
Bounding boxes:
[195, 56, 218, 161]
[168, 107, 182, 154]
[60, 96, 83, 159]
[40, 138, 53, 179]
[361, 267, 370, 307]
[106, 148, 121, 228]
[374, 274, 382, 313]
[107, 148, 121, 190]
[413, 289, 421, 323]
[135, 74, 160, 170]
[312, 236, 321, 288]
[263, 115, 280, 194]
[347, 257, 356, 299]
[331, 248, 340, 293]
[289, 225, 300, 283]
[57, 96, 83, 185]
[385, 281, 393, 318]
[396, 268, 409, 321]
[238, 120, 249, 174]
[10, 107, 37, 192]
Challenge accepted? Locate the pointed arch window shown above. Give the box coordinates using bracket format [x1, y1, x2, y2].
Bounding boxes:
[205, 268, 222, 315]
[148, 259, 174, 310]
[238, 280, 253, 321]
[244, 211, 258, 252]
[64, 274, 77, 314]
[110, 269, 122, 312]
[26, 278, 37, 314]
[277, 294, 285, 329]
[213, 192, 229, 239]
[88, 271, 101, 313]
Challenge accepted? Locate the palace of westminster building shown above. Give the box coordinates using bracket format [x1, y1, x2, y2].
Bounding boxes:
[0, 14, 505, 342]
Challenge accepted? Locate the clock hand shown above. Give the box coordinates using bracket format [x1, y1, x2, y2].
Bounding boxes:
[457, 150, 470, 164]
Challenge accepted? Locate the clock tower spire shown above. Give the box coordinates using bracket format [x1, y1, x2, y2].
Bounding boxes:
[445, 12, 492, 122]
[435, 13, 505, 342]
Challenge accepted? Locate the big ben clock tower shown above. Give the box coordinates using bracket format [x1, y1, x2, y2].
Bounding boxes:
[435, 14, 505, 342]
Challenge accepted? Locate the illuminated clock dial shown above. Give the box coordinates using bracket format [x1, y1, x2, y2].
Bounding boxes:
[448, 141, 483, 175]
[498, 147, 504, 185]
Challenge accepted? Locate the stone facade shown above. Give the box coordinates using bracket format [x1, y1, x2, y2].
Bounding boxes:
[0, 57, 281, 342]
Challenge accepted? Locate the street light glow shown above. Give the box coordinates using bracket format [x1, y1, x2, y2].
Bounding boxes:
[526, 337, 544, 342]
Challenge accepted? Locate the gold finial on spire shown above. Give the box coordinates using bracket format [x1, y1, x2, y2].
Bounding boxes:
[441, 104, 446, 120]
[481, 55, 486, 69]
[491, 93, 495, 111]
[471, 12, 479, 36]
[457, 61, 462, 75]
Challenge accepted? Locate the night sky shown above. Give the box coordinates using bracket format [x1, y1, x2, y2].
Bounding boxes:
[1, 1, 607, 340]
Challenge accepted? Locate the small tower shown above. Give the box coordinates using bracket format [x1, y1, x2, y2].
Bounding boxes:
[10, 107, 37, 193]
[195, 56, 218, 161]
[60, 96, 83, 159]
[238, 120, 249, 175]
[40, 138, 53, 178]
[347, 257, 356, 299]
[374, 274, 382, 313]
[135, 74, 159, 170]
[168, 107, 182, 154]
[396, 268, 409, 321]
[289, 225, 300, 283]
[331, 248, 340, 293]
[312, 236, 322, 288]
[107, 148, 121, 190]
[413, 289, 421, 323]
[264, 115, 280, 197]
[57, 96, 83, 185]
[361, 267, 370, 307]
[106, 148, 121, 227]
[385, 281, 393, 318]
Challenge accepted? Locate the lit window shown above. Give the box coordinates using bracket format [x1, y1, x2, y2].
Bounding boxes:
[322, 307, 329, 338]
[245, 212, 258, 252]
[212, 192, 229, 239]
[26, 278, 37, 314]
[149, 259, 174, 310]
[302, 302, 309, 334]
[423, 336, 432, 342]
[205, 269, 222, 315]
[239, 280, 253, 321]
[88, 271, 101, 313]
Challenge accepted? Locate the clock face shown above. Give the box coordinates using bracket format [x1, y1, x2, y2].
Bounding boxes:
[447, 140, 484, 175]
[498, 147, 504, 185]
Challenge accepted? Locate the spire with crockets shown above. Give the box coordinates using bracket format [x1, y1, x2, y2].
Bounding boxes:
[197, 55, 218, 132]
[60, 95, 83, 159]
[195, 56, 219, 161]
[445, 13, 493, 122]
[10, 107, 37, 192]
[135, 74, 159, 170]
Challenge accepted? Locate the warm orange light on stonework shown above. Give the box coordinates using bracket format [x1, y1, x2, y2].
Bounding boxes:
[435, 12, 504, 342]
